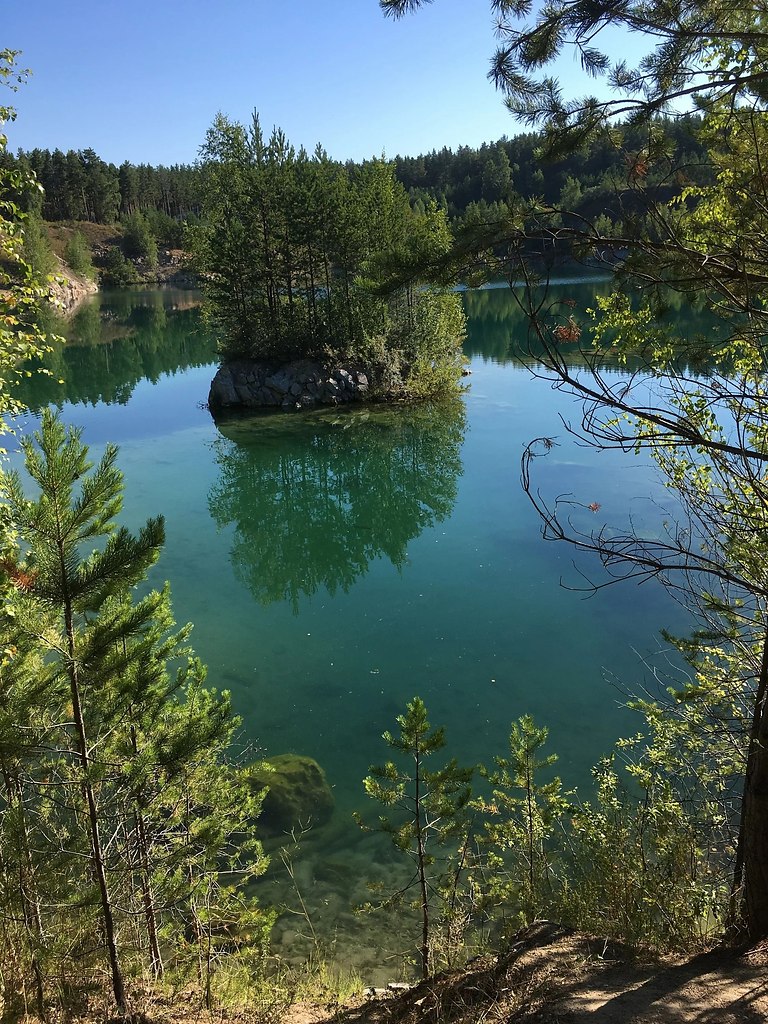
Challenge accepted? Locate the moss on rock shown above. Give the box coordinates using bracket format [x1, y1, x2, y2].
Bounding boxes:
[250, 754, 334, 836]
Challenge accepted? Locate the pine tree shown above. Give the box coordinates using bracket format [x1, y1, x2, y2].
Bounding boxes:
[1, 411, 165, 1011]
[0, 410, 271, 1012]
[122, 211, 158, 268]
[477, 717, 566, 930]
[360, 697, 473, 978]
[64, 230, 96, 279]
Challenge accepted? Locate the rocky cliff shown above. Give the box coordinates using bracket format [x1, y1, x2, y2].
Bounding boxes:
[47, 264, 98, 314]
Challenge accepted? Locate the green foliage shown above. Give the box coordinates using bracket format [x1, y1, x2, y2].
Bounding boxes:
[361, 699, 728, 959]
[8, 111, 712, 233]
[10, 148, 201, 225]
[194, 114, 466, 398]
[468, 711, 726, 951]
[122, 210, 158, 267]
[0, 410, 271, 1012]
[100, 244, 139, 287]
[20, 212, 55, 277]
[0, 50, 59, 439]
[475, 717, 567, 933]
[359, 697, 473, 977]
[560, 737, 728, 951]
[63, 229, 96, 279]
[143, 206, 187, 247]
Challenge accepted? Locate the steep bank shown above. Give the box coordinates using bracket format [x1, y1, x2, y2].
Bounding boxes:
[47, 262, 98, 314]
[44, 219, 198, 295]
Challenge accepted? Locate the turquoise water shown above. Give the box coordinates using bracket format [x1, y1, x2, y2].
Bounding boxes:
[12, 284, 692, 974]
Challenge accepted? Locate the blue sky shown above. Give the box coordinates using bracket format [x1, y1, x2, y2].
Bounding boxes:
[5, 0, 635, 166]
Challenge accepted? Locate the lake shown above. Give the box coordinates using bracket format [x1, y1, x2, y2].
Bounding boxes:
[11, 282, 693, 976]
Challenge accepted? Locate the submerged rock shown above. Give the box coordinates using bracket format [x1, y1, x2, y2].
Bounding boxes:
[249, 753, 334, 836]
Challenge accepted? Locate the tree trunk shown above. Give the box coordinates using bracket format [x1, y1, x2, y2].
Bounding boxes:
[731, 622, 768, 944]
[307, 244, 318, 339]
[62, 592, 127, 1013]
[135, 807, 163, 978]
[129, 717, 163, 979]
[414, 748, 430, 980]
[525, 752, 535, 924]
[1, 761, 46, 1018]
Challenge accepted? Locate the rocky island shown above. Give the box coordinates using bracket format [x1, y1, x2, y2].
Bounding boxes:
[197, 117, 466, 413]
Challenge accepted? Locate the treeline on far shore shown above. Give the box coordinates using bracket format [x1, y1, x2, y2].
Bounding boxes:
[4, 111, 710, 237]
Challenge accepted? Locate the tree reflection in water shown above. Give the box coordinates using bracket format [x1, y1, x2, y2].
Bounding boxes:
[209, 401, 466, 612]
[18, 289, 214, 409]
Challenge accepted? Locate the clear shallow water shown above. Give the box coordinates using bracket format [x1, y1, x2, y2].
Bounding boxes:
[12, 284, 693, 975]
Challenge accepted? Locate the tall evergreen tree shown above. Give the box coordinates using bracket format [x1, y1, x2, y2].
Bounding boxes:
[0, 411, 270, 1012]
[2, 412, 165, 1011]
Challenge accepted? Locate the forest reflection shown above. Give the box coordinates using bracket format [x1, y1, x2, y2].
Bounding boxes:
[16, 281, 724, 415]
[463, 280, 722, 373]
[208, 401, 465, 611]
[18, 289, 214, 408]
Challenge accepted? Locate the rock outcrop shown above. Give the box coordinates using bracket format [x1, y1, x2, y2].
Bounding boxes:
[47, 268, 98, 315]
[208, 359, 370, 412]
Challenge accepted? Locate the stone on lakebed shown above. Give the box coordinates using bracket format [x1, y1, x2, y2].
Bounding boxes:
[249, 753, 334, 836]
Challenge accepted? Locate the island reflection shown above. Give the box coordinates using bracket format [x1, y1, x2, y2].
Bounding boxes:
[208, 401, 465, 611]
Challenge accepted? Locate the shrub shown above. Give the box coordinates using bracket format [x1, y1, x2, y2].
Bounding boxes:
[122, 212, 158, 268]
[100, 245, 139, 287]
[64, 230, 95, 279]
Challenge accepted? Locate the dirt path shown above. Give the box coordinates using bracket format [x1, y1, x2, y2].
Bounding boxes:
[544, 942, 768, 1022]
[283, 924, 768, 1024]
